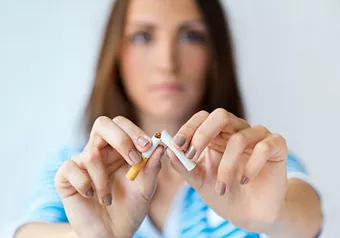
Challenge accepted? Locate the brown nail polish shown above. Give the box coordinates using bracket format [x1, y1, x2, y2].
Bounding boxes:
[103, 194, 112, 206]
[137, 137, 150, 147]
[86, 188, 94, 198]
[185, 145, 196, 160]
[215, 181, 226, 196]
[240, 176, 249, 185]
[129, 149, 142, 164]
[174, 135, 186, 147]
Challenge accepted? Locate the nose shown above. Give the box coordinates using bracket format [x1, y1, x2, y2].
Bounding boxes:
[155, 35, 177, 75]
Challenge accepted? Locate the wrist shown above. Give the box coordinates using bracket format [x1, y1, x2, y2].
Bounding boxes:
[264, 200, 290, 237]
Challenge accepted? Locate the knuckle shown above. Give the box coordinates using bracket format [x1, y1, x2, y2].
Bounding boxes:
[256, 141, 273, 155]
[54, 168, 63, 187]
[215, 108, 231, 126]
[272, 133, 285, 142]
[61, 159, 76, 172]
[112, 115, 125, 124]
[254, 125, 269, 134]
[197, 110, 209, 119]
[84, 151, 99, 164]
[55, 160, 76, 187]
[272, 133, 288, 152]
[77, 178, 92, 192]
[214, 108, 227, 115]
[229, 133, 247, 147]
[94, 116, 109, 128]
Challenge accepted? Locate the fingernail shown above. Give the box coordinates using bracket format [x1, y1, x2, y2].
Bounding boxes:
[185, 145, 196, 160]
[103, 194, 112, 206]
[129, 149, 142, 164]
[215, 181, 226, 196]
[174, 135, 186, 147]
[137, 136, 150, 147]
[86, 187, 94, 198]
[240, 176, 249, 185]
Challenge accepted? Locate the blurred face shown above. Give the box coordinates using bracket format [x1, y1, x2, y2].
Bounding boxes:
[120, 0, 210, 123]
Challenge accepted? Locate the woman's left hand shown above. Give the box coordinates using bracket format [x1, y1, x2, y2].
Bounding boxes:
[167, 109, 288, 233]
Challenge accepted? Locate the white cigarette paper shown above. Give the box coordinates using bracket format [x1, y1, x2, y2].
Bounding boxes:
[126, 135, 162, 181]
[142, 136, 161, 158]
[160, 130, 196, 171]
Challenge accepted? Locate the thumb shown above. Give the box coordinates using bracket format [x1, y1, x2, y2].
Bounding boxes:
[165, 147, 204, 191]
[136, 145, 164, 198]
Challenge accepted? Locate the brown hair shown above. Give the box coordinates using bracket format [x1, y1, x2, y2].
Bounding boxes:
[84, 0, 246, 135]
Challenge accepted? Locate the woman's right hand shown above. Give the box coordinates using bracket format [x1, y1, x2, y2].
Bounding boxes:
[55, 116, 164, 238]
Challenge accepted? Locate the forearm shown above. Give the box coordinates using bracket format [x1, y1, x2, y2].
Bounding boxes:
[15, 222, 76, 238]
[266, 179, 323, 238]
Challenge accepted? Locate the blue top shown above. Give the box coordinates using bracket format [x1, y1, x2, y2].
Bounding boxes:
[8, 146, 315, 238]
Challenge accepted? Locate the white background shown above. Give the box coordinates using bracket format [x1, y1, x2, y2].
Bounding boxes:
[1, 0, 339, 237]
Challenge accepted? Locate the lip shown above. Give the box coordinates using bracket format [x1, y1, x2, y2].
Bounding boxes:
[150, 83, 184, 93]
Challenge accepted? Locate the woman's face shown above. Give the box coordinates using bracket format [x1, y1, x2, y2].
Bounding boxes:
[120, 0, 210, 123]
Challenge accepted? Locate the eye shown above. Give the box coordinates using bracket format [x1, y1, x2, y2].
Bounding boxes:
[180, 31, 206, 43]
[130, 31, 152, 44]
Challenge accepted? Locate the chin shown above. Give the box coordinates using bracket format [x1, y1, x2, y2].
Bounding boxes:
[149, 103, 196, 122]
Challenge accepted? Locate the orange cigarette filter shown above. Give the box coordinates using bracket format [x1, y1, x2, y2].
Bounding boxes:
[126, 132, 162, 181]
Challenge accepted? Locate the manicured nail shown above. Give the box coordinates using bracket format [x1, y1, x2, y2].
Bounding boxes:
[185, 145, 196, 160]
[137, 136, 150, 147]
[103, 194, 112, 206]
[174, 135, 186, 147]
[129, 149, 142, 164]
[86, 187, 94, 198]
[240, 176, 249, 185]
[215, 181, 226, 196]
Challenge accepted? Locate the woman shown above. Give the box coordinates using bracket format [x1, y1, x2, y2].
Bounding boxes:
[13, 0, 322, 237]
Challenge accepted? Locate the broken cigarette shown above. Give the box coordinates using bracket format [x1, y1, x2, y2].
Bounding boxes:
[125, 130, 196, 181]
[126, 132, 162, 181]
[160, 130, 196, 171]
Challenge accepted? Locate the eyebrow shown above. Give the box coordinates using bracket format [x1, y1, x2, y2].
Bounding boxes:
[126, 19, 205, 30]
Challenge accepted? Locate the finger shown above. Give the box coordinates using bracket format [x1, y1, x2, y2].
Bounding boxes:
[165, 148, 203, 189]
[242, 133, 287, 184]
[129, 145, 165, 202]
[141, 145, 164, 178]
[112, 116, 152, 153]
[216, 125, 269, 194]
[81, 149, 113, 206]
[172, 110, 209, 150]
[85, 116, 143, 166]
[55, 159, 93, 199]
[185, 108, 250, 161]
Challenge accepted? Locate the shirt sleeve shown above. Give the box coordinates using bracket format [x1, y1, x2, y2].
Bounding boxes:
[286, 152, 319, 191]
[4, 147, 83, 237]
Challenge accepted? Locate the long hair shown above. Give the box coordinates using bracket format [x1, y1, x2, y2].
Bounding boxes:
[84, 0, 246, 135]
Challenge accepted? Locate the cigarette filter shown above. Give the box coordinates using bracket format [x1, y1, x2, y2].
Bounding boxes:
[125, 133, 162, 181]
